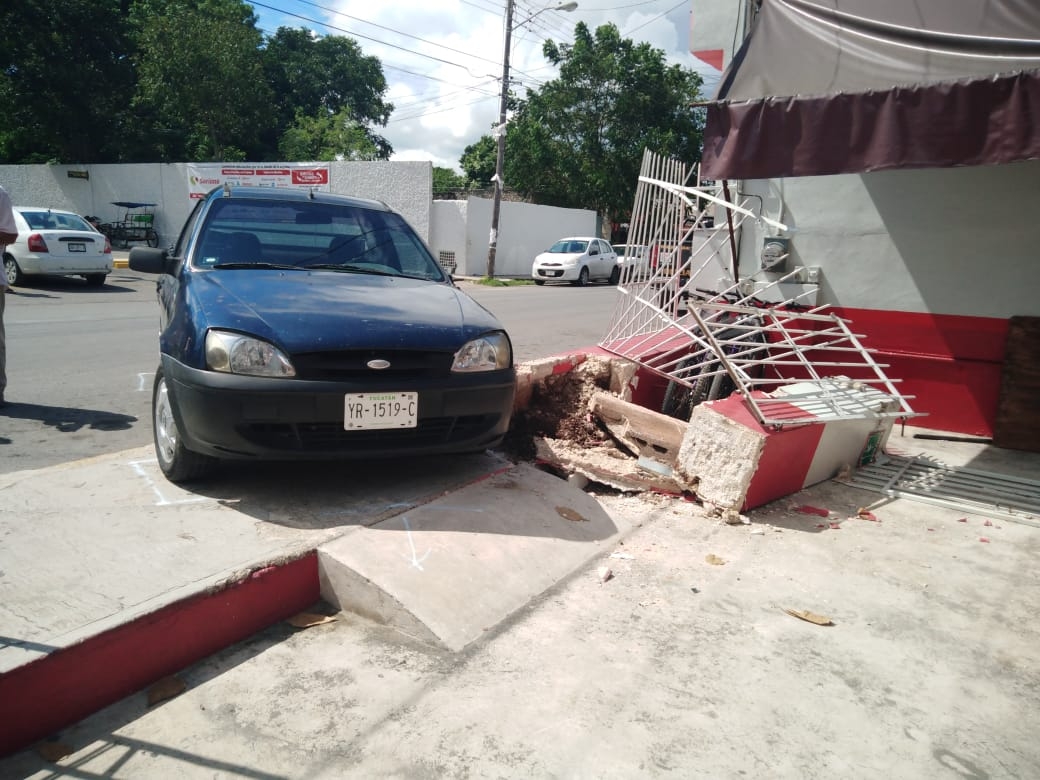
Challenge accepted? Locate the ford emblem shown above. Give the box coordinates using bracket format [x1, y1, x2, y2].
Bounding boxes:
[367, 359, 391, 370]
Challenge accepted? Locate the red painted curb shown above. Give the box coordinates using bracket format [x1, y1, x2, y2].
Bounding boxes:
[0, 552, 320, 758]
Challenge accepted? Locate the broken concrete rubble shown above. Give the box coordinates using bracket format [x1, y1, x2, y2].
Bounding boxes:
[588, 392, 686, 464]
[510, 351, 900, 517]
[534, 437, 683, 494]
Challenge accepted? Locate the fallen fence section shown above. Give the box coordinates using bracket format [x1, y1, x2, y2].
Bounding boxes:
[601, 148, 919, 428]
[844, 454, 1040, 527]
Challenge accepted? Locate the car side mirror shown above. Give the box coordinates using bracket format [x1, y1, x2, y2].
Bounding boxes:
[129, 246, 175, 275]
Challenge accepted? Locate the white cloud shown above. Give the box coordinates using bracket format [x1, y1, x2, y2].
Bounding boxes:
[254, 1, 701, 172]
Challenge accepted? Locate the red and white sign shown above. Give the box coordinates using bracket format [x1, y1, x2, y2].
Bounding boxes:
[187, 163, 331, 199]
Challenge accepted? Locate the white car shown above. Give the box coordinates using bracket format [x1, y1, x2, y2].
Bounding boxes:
[611, 243, 651, 280]
[532, 237, 618, 286]
[3, 207, 113, 287]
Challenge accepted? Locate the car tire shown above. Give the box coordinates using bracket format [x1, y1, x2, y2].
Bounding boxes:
[534, 279, 545, 286]
[3, 255, 23, 286]
[609, 266, 620, 285]
[152, 365, 215, 483]
[572, 266, 590, 287]
[85, 273, 107, 287]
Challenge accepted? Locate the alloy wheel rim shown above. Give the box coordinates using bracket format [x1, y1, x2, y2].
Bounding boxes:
[154, 380, 178, 464]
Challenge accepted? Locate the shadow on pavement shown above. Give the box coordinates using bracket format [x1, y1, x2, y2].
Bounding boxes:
[145, 453, 619, 541]
[0, 403, 136, 434]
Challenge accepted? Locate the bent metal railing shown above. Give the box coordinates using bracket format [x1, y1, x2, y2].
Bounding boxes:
[600, 149, 919, 428]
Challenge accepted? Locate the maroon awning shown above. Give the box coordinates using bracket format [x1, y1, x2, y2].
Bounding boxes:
[701, 0, 1040, 179]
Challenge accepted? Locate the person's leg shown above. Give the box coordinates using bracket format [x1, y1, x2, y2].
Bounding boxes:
[0, 288, 6, 403]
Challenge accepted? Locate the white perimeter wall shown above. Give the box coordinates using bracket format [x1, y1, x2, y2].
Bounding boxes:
[429, 197, 596, 277]
[733, 160, 1040, 319]
[0, 161, 432, 250]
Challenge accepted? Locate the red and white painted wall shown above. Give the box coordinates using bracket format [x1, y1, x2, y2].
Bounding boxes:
[687, 3, 1038, 438]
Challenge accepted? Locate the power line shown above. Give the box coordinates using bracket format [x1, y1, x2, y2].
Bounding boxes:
[250, 0, 488, 73]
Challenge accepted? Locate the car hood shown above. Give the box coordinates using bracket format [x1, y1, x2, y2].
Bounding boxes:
[535, 251, 583, 263]
[189, 270, 503, 353]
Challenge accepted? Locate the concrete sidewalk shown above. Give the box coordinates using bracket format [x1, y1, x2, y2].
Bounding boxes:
[0, 429, 1037, 777]
[0, 445, 633, 756]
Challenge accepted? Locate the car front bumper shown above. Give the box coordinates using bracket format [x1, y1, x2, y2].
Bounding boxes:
[532, 263, 579, 281]
[161, 356, 517, 460]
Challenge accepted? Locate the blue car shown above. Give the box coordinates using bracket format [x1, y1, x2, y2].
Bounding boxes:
[130, 186, 515, 482]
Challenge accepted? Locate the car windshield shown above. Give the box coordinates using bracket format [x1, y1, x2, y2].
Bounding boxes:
[20, 211, 92, 232]
[193, 198, 446, 282]
[548, 240, 589, 254]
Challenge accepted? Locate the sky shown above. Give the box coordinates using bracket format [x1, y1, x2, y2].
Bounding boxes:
[248, 0, 720, 172]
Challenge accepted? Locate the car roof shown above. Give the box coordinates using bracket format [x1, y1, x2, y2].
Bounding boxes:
[205, 185, 390, 212]
[556, 236, 600, 241]
[15, 206, 80, 215]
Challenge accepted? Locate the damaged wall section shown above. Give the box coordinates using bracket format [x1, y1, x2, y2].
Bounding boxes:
[510, 352, 897, 516]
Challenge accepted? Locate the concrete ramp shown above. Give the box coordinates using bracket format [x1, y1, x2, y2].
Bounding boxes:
[317, 462, 629, 651]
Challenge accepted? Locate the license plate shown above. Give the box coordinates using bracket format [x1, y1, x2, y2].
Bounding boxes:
[343, 391, 418, 430]
[68, 242, 86, 252]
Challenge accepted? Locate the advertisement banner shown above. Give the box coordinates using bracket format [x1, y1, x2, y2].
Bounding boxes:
[186, 162, 331, 199]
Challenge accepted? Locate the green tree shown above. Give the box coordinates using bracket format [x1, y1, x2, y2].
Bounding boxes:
[262, 28, 393, 160]
[459, 136, 498, 187]
[131, 0, 272, 161]
[432, 167, 468, 199]
[504, 22, 704, 226]
[278, 108, 382, 161]
[0, 0, 134, 163]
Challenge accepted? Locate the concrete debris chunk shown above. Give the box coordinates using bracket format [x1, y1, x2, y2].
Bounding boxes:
[534, 437, 682, 494]
[588, 391, 687, 464]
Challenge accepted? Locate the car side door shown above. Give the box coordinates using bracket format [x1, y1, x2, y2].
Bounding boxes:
[596, 240, 614, 279]
[586, 239, 601, 278]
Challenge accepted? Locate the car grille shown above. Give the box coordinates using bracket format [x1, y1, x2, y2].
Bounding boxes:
[239, 414, 501, 452]
[292, 350, 454, 381]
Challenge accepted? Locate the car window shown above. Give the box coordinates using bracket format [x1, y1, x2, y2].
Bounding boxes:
[193, 198, 445, 281]
[175, 199, 207, 258]
[19, 211, 91, 231]
[549, 240, 588, 254]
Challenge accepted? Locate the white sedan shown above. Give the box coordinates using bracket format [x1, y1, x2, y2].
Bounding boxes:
[612, 243, 652, 280]
[531, 237, 619, 286]
[3, 207, 113, 287]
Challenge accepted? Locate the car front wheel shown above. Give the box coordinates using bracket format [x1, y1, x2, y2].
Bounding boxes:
[152, 365, 215, 482]
[572, 266, 590, 287]
[3, 255, 23, 286]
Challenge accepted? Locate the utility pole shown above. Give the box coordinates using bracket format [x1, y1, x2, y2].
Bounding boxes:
[485, 1, 577, 279]
[486, 0, 515, 279]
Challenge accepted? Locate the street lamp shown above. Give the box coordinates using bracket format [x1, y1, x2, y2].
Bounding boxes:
[486, 0, 578, 278]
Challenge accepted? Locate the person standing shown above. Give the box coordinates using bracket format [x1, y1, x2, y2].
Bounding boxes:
[0, 184, 18, 407]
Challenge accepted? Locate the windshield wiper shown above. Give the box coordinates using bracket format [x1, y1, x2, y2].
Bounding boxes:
[305, 263, 397, 277]
[211, 262, 301, 271]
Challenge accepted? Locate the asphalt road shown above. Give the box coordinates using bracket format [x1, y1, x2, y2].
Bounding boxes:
[1, 271, 620, 474]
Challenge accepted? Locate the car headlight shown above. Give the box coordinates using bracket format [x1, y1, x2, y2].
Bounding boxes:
[205, 330, 296, 377]
[452, 331, 512, 372]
